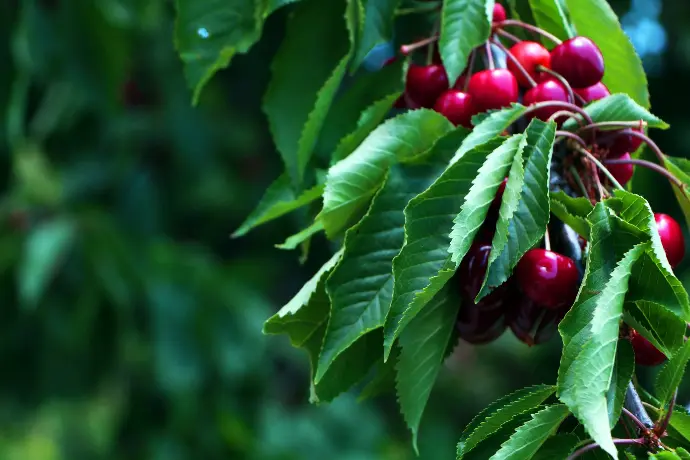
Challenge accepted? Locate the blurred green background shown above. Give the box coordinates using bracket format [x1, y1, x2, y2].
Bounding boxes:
[1, 0, 689, 459]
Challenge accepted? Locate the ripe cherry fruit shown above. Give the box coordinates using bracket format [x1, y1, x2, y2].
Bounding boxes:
[516, 249, 580, 309]
[598, 127, 643, 157]
[508, 297, 567, 346]
[433, 90, 477, 128]
[550, 36, 605, 88]
[405, 63, 449, 109]
[575, 82, 610, 106]
[457, 243, 510, 311]
[606, 152, 634, 187]
[468, 69, 519, 114]
[456, 303, 506, 345]
[492, 3, 507, 23]
[629, 329, 666, 366]
[654, 213, 685, 268]
[523, 78, 571, 123]
[507, 41, 551, 87]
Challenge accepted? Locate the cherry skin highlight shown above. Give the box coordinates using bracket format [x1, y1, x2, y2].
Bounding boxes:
[655, 213, 685, 269]
[492, 3, 507, 23]
[468, 69, 519, 114]
[516, 249, 580, 309]
[575, 82, 610, 105]
[550, 36, 605, 88]
[606, 152, 634, 186]
[507, 41, 551, 87]
[630, 329, 666, 366]
[522, 78, 571, 123]
[433, 90, 477, 128]
[405, 63, 449, 108]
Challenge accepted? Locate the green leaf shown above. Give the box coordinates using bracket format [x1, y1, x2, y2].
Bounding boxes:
[351, 0, 400, 71]
[19, 217, 77, 308]
[263, 0, 353, 185]
[528, 0, 572, 44]
[532, 434, 579, 460]
[656, 339, 690, 405]
[650, 453, 684, 460]
[275, 220, 324, 250]
[489, 404, 571, 460]
[457, 104, 527, 161]
[358, 347, 398, 401]
[607, 339, 634, 429]
[550, 191, 593, 238]
[232, 173, 324, 238]
[565, 0, 649, 107]
[174, 0, 264, 104]
[623, 300, 686, 359]
[457, 384, 556, 459]
[319, 110, 455, 238]
[396, 284, 459, 453]
[677, 448, 690, 459]
[316, 161, 446, 381]
[663, 156, 690, 230]
[670, 411, 690, 444]
[479, 119, 556, 301]
[439, 0, 493, 85]
[383, 135, 516, 358]
[563, 94, 667, 132]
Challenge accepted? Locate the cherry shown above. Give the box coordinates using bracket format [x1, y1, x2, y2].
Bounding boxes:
[606, 152, 634, 187]
[508, 297, 567, 346]
[550, 36, 605, 88]
[522, 78, 571, 123]
[629, 329, 666, 366]
[516, 249, 580, 309]
[598, 128, 644, 157]
[507, 41, 551, 87]
[456, 303, 506, 345]
[457, 243, 510, 310]
[468, 69, 519, 114]
[433, 90, 477, 128]
[575, 82, 610, 106]
[405, 64, 449, 109]
[654, 213, 685, 269]
[493, 3, 507, 23]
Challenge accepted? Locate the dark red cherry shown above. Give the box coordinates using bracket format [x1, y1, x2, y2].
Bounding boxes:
[456, 303, 506, 345]
[575, 82, 610, 106]
[655, 213, 685, 269]
[606, 152, 634, 186]
[630, 329, 666, 366]
[598, 128, 644, 157]
[405, 63, 449, 108]
[493, 3, 507, 22]
[507, 41, 551, 88]
[457, 243, 509, 310]
[523, 78, 571, 123]
[468, 69, 519, 114]
[516, 249, 580, 309]
[508, 297, 567, 346]
[433, 90, 477, 128]
[550, 36, 605, 88]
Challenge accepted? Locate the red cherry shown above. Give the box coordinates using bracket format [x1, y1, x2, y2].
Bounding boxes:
[575, 82, 610, 106]
[629, 329, 666, 366]
[456, 303, 506, 345]
[507, 41, 551, 88]
[597, 128, 644, 157]
[492, 3, 507, 23]
[606, 152, 634, 186]
[522, 78, 571, 123]
[550, 36, 605, 88]
[433, 90, 477, 128]
[508, 297, 567, 346]
[655, 213, 685, 269]
[457, 243, 510, 310]
[516, 249, 580, 309]
[468, 69, 519, 114]
[405, 64, 449, 108]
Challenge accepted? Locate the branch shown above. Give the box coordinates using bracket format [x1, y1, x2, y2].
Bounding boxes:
[625, 382, 655, 429]
[566, 438, 645, 460]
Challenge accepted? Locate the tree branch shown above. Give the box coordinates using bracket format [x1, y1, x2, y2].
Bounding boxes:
[625, 382, 655, 429]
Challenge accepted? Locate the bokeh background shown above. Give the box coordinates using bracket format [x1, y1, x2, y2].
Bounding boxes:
[0, 0, 688, 459]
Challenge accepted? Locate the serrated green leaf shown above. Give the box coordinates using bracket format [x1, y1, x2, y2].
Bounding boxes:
[440, 0, 493, 85]
[316, 161, 447, 381]
[383, 136, 516, 358]
[456, 104, 527, 161]
[663, 156, 690, 230]
[275, 220, 324, 250]
[460, 412, 544, 460]
[676, 448, 690, 459]
[565, 0, 648, 107]
[457, 384, 556, 459]
[263, 0, 353, 185]
[232, 174, 324, 238]
[656, 339, 690, 405]
[563, 94, 666, 132]
[489, 404, 570, 460]
[623, 300, 686, 358]
[550, 191, 593, 238]
[320, 109, 455, 238]
[528, 0, 572, 44]
[174, 0, 264, 104]
[396, 284, 459, 453]
[351, 0, 400, 71]
[651, 453, 684, 460]
[479, 119, 556, 301]
[607, 339, 634, 429]
[532, 433, 579, 460]
[670, 411, 690, 444]
[358, 346, 398, 401]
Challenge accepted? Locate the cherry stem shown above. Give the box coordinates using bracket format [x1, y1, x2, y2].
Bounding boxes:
[627, 129, 666, 164]
[491, 38, 537, 87]
[400, 36, 439, 56]
[579, 121, 648, 131]
[591, 161, 608, 199]
[569, 166, 591, 200]
[485, 41, 495, 70]
[494, 28, 521, 44]
[656, 389, 677, 436]
[556, 130, 587, 147]
[427, 20, 441, 65]
[495, 20, 563, 45]
[622, 408, 650, 434]
[544, 227, 551, 251]
[524, 101, 593, 126]
[464, 49, 476, 92]
[574, 144, 624, 191]
[605, 158, 685, 190]
[536, 65, 577, 104]
[566, 438, 645, 460]
[549, 110, 585, 127]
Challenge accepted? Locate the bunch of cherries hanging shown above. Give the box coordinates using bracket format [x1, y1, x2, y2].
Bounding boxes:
[389, 2, 686, 364]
